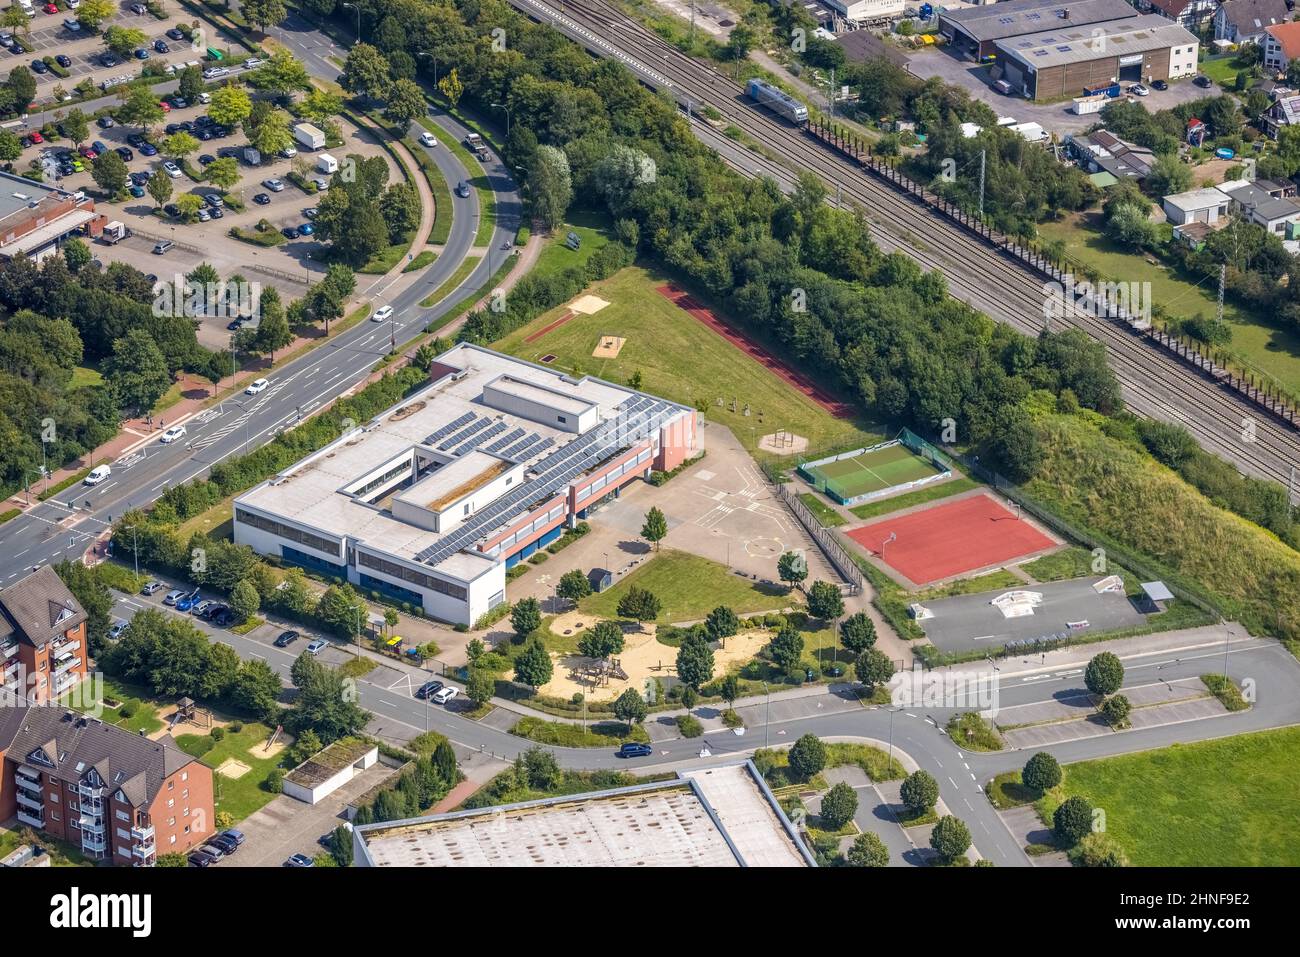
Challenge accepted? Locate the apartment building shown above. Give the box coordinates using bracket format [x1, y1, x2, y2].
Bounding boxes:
[0, 706, 215, 865]
[0, 565, 90, 705]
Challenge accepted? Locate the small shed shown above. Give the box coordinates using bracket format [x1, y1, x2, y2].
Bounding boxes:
[283, 738, 379, 805]
[1137, 580, 1175, 614]
[588, 568, 613, 593]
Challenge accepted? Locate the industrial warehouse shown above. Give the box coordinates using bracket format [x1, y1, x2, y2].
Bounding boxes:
[939, 0, 1200, 101]
[233, 344, 696, 626]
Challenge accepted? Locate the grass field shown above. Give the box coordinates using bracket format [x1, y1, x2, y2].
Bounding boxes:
[1039, 214, 1300, 402]
[805, 443, 940, 501]
[799, 492, 846, 527]
[64, 678, 165, 735]
[494, 264, 881, 457]
[175, 722, 286, 822]
[580, 549, 789, 623]
[1045, 727, 1300, 865]
[531, 211, 613, 279]
[848, 476, 979, 520]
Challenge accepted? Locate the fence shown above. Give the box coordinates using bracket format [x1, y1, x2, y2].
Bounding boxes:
[774, 481, 862, 595]
[803, 116, 1300, 431]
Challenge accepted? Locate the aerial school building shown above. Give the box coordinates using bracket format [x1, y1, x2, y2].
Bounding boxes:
[234, 345, 697, 626]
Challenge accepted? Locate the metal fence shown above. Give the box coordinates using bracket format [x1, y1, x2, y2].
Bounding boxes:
[774, 481, 862, 595]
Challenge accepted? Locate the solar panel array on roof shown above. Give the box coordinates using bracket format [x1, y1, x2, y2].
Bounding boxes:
[438, 417, 490, 451]
[499, 433, 544, 459]
[484, 427, 527, 454]
[422, 411, 475, 446]
[453, 420, 508, 456]
[413, 398, 680, 568]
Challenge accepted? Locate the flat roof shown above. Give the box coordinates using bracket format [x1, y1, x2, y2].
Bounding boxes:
[285, 737, 374, 789]
[395, 451, 513, 513]
[1163, 187, 1231, 210]
[235, 345, 688, 576]
[485, 374, 596, 417]
[354, 761, 813, 868]
[996, 14, 1197, 69]
[0, 170, 67, 222]
[941, 0, 1137, 43]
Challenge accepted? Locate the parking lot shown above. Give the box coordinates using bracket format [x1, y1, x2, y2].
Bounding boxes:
[906, 45, 1216, 137]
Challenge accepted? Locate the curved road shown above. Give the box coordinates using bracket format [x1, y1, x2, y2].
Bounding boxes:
[0, 15, 520, 582]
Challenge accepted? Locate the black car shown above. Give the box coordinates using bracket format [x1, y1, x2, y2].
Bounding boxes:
[1194, 74, 1213, 88]
[130, 171, 150, 185]
[415, 680, 444, 700]
[212, 610, 234, 627]
[30, 59, 47, 75]
[198, 153, 215, 165]
[188, 850, 217, 867]
[97, 116, 115, 129]
[274, 630, 300, 648]
[252, 192, 271, 205]
[10, 41, 24, 55]
[195, 128, 213, 141]
[55, 54, 71, 68]
[163, 203, 181, 217]
[205, 834, 239, 856]
[127, 133, 146, 147]
[209, 207, 223, 219]
[116, 147, 134, 161]
[1151, 79, 1168, 91]
[226, 318, 242, 331]
[154, 39, 169, 53]
[282, 226, 299, 239]
[100, 54, 118, 68]
[617, 742, 654, 759]
[202, 603, 230, 620]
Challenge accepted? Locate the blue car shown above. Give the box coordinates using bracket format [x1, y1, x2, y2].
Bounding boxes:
[140, 143, 158, 156]
[298, 222, 314, 235]
[175, 592, 200, 612]
[616, 743, 653, 759]
[130, 185, 145, 197]
[134, 48, 150, 60]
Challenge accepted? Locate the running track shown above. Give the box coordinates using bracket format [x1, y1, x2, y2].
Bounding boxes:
[656, 284, 857, 419]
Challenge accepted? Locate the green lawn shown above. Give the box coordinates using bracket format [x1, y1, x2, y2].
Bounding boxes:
[580, 549, 791, 623]
[1048, 727, 1300, 865]
[494, 264, 881, 457]
[70, 365, 104, 389]
[848, 476, 979, 521]
[1039, 215, 1300, 402]
[530, 211, 613, 280]
[64, 678, 164, 735]
[510, 716, 649, 747]
[175, 722, 287, 822]
[799, 492, 846, 527]
[419, 255, 480, 308]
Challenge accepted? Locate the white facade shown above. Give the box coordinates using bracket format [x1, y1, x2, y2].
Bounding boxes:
[1169, 41, 1201, 78]
[823, 0, 906, 19]
[1162, 187, 1231, 225]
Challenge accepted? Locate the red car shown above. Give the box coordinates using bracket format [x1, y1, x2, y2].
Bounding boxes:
[29, 131, 43, 144]
[43, 3, 57, 13]
[79, 144, 97, 159]
[159, 101, 171, 112]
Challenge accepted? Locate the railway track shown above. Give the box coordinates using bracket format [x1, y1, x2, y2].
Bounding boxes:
[512, 0, 1300, 494]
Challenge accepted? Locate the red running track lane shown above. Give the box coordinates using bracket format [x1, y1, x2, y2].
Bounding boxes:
[523, 311, 576, 344]
[846, 493, 1056, 585]
[656, 284, 856, 419]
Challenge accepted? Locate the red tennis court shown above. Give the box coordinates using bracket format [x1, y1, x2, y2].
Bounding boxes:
[846, 493, 1057, 585]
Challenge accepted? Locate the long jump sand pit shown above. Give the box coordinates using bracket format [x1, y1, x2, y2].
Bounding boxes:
[570, 294, 611, 315]
[215, 758, 252, 780]
[592, 335, 626, 359]
[537, 617, 770, 703]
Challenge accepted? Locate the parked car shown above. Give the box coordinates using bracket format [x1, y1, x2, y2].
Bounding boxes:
[245, 377, 269, 394]
[306, 639, 327, 655]
[298, 222, 314, 236]
[190, 600, 214, 618]
[188, 850, 217, 867]
[130, 2, 147, 13]
[196, 207, 210, 222]
[1194, 74, 1212, 88]
[201, 604, 229, 621]
[162, 160, 181, 177]
[211, 609, 234, 627]
[431, 686, 458, 705]
[303, 207, 319, 219]
[281, 226, 299, 239]
[262, 178, 285, 192]
[55, 54, 71, 68]
[285, 854, 314, 867]
[415, 680, 444, 700]
[100, 53, 118, 68]
[154, 39, 169, 53]
[198, 153, 215, 165]
[30, 59, 47, 75]
[1128, 83, 1149, 97]
[140, 142, 157, 156]
[160, 425, 186, 443]
[220, 829, 245, 847]
[252, 192, 271, 205]
[205, 833, 239, 855]
[273, 630, 299, 648]
[163, 589, 185, 606]
[83, 465, 111, 485]
[141, 580, 164, 595]
[166, 27, 184, 40]
[109, 620, 128, 639]
[116, 146, 134, 161]
[176, 592, 200, 612]
[61, 17, 78, 31]
[617, 742, 654, 759]
[97, 116, 115, 129]
[134, 48, 150, 60]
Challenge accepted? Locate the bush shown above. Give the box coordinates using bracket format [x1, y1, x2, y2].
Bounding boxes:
[930, 815, 972, 862]
[1077, 831, 1128, 867]
[210, 726, 226, 742]
[1053, 795, 1095, 847]
[229, 721, 243, 733]
[1022, 752, 1062, 793]
[818, 781, 858, 830]
[1085, 652, 1125, 697]
[265, 769, 285, 794]
[1101, 693, 1131, 728]
[117, 700, 137, 719]
[677, 714, 703, 737]
[527, 551, 549, 565]
[788, 733, 826, 781]
[846, 831, 889, 867]
[900, 769, 939, 813]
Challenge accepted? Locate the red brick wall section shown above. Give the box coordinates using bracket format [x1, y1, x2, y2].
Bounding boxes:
[654, 411, 696, 472]
[0, 750, 14, 826]
[148, 761, 216, 858]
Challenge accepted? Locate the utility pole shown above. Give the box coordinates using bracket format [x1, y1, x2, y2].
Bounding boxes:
[978, 149, 986, 218]
[828, 66, 836, 117]
[1217, 262, 1226, 324]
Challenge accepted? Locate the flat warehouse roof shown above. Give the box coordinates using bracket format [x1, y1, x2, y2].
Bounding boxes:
[941, 0, 1138, 43]
[354, 762, 813, 867]
[997, 14, 1198, 69]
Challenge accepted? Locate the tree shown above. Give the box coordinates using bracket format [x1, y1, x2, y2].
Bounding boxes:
[767, 626, 804, 670]
[384, 77, 426, 127]
[104, 26, 148, 58]
[61, 108, 89, 147]
[855, 648, 894, 692]
[162, 131, 200, 162]
[76, 0, 115, 31]
[465, 668, 494, 708]
[0, 6, 29, 37]
[254, 287, 292, 361]
[528, 144, 572, 230]
[847, 831, 889, 867]
[777, 551, 808, 591]
[209, 84, 253, 128]
[616, 586, 661, 625]
[704, 605, 739, 647]
[147, 171, 172, 207]
[839, 612, 876, 654]
[0, 128, 21, 164]
[718, 673, 740, 711]
[230, 659, 282, 721]
[62, 238, 92, 274]
[930, 816, 972, 862]
[92, 148, 129, 195]
[1084, 652, 1124, 697]
[228, 579, 261, 622]
[7, 67, 34, 113]
[341, 42, 391, 100]
[819, 781, 858, 830]
[250, 109, 293, 157]
[1053, 795, 1094, 847]
[556, 568, 592, 606]
[613, 687, 647, 725]
[437, 67, 463, 107]
[727, 23, 755, 59]
[205, 156, 240, 192]
[176, 193, 205, 222]
[510, 596, 541, 639]
[242, 0, 289, 33]
[1102, 693, 1131, 728]
[640, 506, 667, 551]
[329, 824, 353, 866]
[807, 580, 844, 621]
[1145, 153, 1193, 199]
[106, 329, 169, 412]
[900, 770, 939, 814]
[120, 85, 163, 133]
[513, 638, 552, 691]
[578, 619, 624, 661]
[675, 632, 714, 690]
[178, 66, 204, 103]
[1021, 752, 1062, 794]
[379, 183, 420, 243]
[787, 733, 826, 781]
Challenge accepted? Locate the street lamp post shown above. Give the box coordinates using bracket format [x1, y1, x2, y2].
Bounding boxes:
[416, 51, 437, 87]
[492, 102, 511, 141]
[122, 524, 140, 578]
[341, 2, 362, 40]
[762, 681, 770, 749]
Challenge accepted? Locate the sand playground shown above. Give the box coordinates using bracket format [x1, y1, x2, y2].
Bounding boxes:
[592, 335, 626, 358]
[538, 611, 771, 703]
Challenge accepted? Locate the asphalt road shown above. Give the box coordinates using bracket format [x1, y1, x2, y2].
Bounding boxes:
[110, 581, 1300, 867]
[0, 18, 520, 582]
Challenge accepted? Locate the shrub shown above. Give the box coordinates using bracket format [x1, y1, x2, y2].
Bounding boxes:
[930, 815, 972, 862]
[1053, 795, 1095, 847]
[1077, 831, 1128, 867]
[900, 770, 939, 814]
[265, 769, 285, 794]
[117, 700, 137, 719]
[527, 551, 549, 565]
[818, 781, 858, 830]
[1102, 693, 1131, 728]
[846, 831, 889, 867]
[1022, 752, 1062, 793]
[788, 734, 826, 781]
[210, 726, 226, 742]
[1085, 652, 1125, 696]
[229, 721, 243, 733]
[677, 714, 703, 737]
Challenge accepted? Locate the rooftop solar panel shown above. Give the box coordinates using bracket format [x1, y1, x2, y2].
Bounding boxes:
[423, 411, 475, 445]
[438, 417, 491, 451]
[485, 427, 527, 454]
[453, 420, 509, 456]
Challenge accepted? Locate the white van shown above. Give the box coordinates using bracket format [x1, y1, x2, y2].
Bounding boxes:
[84, 465, 111, 486]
